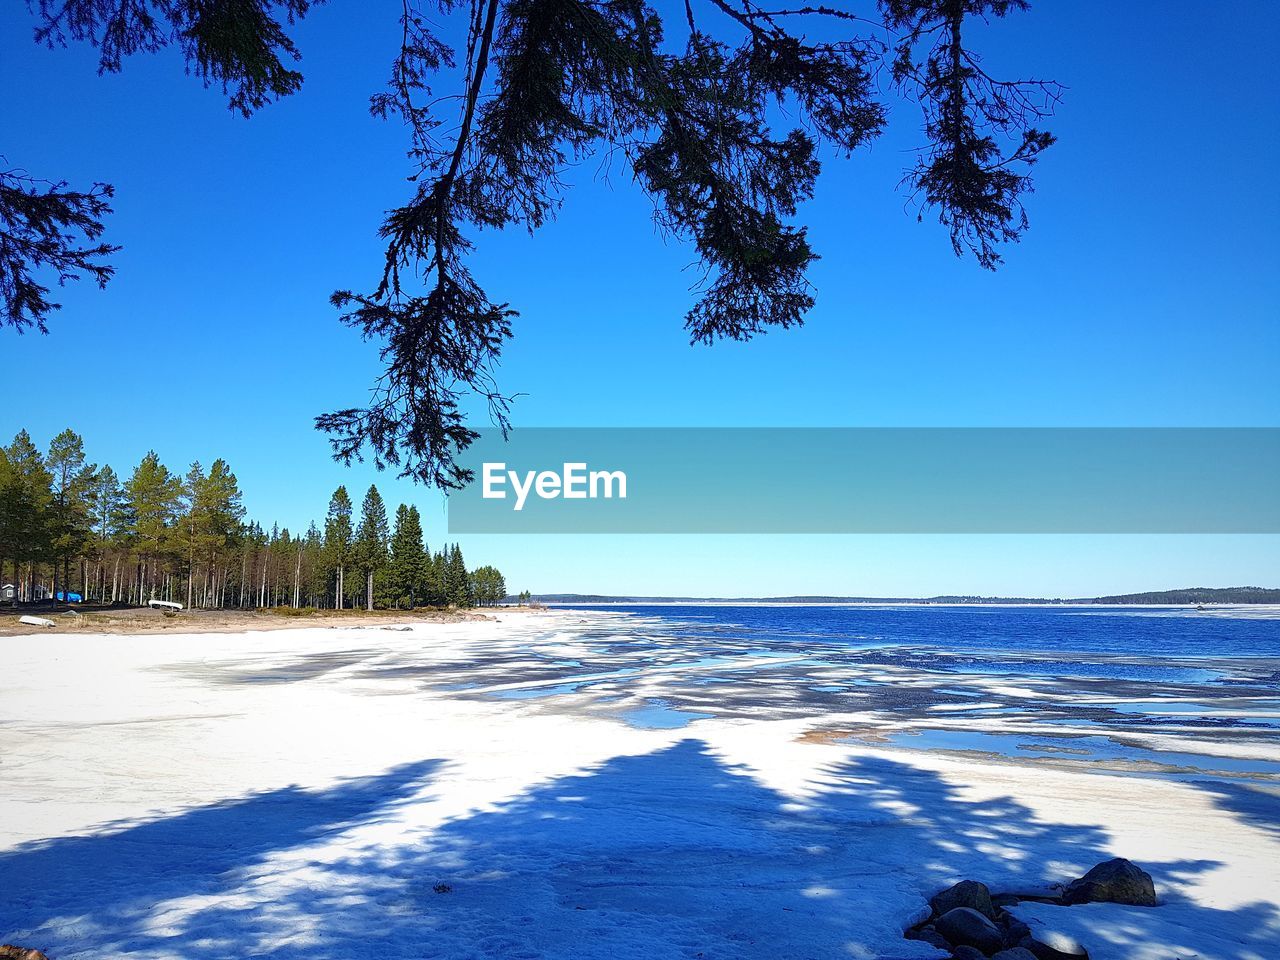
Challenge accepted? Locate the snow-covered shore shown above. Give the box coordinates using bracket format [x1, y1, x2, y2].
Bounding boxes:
[2, 609, 1277, 959]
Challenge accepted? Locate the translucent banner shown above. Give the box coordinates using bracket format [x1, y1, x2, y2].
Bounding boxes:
[446, 428, 1280, 534]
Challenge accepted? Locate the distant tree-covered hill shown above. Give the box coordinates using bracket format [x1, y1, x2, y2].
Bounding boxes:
[1093, 587, 1280, 604]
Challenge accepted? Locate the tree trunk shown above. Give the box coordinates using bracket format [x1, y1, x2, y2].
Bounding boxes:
[367, 568, 374, 611]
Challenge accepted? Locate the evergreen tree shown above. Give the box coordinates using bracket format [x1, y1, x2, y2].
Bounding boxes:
[388, 503, 425, 609]
[446, 543, 470, 607]
[177, 461, 206, 608]
[88, 465, 125, 540]
[0, 446, 13, 595]
[303, 521, 326, 607]
[178, 459, 246, 608]
[45, 429, 96, 601]
[354, 484, 390, 611]
[427, 547, 448, 606]
[204, 460, 245, 562]
[123, 451, 181, 602]
[469, 565, 507, 606]
[87, 465, 126, 601]
[241, 520, 266, 608]
[1, 431, 53, 600]
[274, 526, 294, 608]
[323, 486, 353, 610]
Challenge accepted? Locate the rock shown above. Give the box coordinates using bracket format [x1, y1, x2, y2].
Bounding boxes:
[992, 950, 1038, 960]
[0, 947, 51, 960]
[935, 907, 1005, 955]
[1021, 932, 1089, 960]
[1063, 858, 1156, 907]
[999, 915, 1032, 947]
[952, 947, 986, 960]
[931, 879, 997, 921]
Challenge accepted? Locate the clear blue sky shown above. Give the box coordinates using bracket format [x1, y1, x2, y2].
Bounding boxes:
[3, 1, 1278, 597]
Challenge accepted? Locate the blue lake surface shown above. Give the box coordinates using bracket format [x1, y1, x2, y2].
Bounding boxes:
[562, 604, 1280, 660]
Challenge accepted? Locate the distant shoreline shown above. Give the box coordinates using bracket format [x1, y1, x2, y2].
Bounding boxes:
[548, 600, 1280, 608]
[537, 587, 1280, 605]
[545, 601, 1280, 619]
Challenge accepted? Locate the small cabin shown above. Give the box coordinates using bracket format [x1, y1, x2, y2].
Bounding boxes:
[2, 583, 52, 601]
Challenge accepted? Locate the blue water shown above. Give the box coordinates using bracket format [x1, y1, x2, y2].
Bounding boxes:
[563, 604, 1280, 660]
[882, 729, 1280, 776]
[623, 699, 715, 729]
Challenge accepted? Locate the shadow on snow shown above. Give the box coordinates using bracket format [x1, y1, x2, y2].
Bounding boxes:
[2, 744, 1275, 959]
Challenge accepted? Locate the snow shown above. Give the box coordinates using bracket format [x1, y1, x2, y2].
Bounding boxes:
[1011, 900, 1280, 960]
[2, 610, 1279, 959]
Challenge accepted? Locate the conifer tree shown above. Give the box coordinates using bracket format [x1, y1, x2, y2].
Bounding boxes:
[446, 543, 470, 607]
[303, 521, 326, 608]
[389, 503, 426, 609]
[428, 548, 448, 606]
[0, 446, 14, 595]
[274, 526, 294, 608]
[123, 451, 181, 603]
[179, 459, 246, 607]
[177, 461, 206, 608]
[324, 486, 353, 610]
[45, 429, 96, 601]
[12, 431, 53, 598]
[469, 565, 506, 606]
[1, 431, 53, 600]
[204, 460, 246, 571]
[87, 465, 125, 601]
[354, 484, 390, 611]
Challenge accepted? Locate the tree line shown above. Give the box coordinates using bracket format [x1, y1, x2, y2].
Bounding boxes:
[0, 429, 508, 610]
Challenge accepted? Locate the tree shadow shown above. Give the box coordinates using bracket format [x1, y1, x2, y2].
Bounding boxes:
[399, 742, 1243, 960]
[1191, 777, 1280, 841]
[161, 648, 381, 685]
[1, 760, 441, 957]
[2, 744, 1275, 959]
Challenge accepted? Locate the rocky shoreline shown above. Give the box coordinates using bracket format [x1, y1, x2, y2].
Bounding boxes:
[906, 858, 1158, 959]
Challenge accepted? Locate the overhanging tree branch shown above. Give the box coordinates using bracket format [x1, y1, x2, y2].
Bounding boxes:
[13, 0, 1061, 487]
[0, 167, 119, 333]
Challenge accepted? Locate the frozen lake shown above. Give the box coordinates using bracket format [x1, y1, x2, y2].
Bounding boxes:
[1, 607, 1278, 959]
